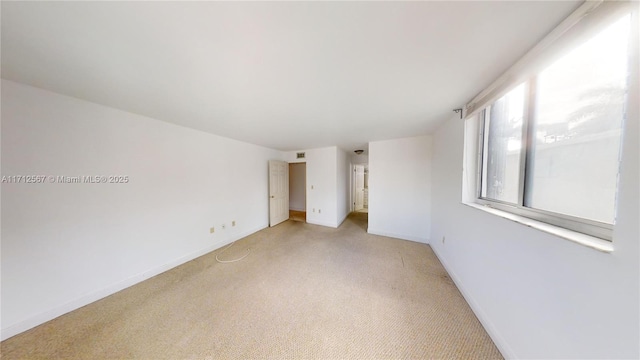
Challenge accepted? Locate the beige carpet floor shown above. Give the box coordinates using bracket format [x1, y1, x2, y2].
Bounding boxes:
[1, 212, 502, 359]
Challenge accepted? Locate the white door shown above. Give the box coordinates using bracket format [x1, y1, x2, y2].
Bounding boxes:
[269, 160, 289, 227]
[354, 165, 365, 210]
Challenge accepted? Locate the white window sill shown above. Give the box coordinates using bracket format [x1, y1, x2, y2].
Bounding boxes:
[462, 202, 614, 253]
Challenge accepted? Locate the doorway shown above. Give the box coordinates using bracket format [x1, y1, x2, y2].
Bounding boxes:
[352, 164, 369, 213]
[289, 162, 306, 222]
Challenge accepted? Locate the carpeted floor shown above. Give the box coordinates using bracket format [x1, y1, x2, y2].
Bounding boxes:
[1, 212, 502, 359]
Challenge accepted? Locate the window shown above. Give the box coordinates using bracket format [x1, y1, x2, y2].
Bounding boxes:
[474, 14, 632, 241]
[480, 83, 525, 204]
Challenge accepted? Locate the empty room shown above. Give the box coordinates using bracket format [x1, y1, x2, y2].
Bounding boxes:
[1, 1, 638, 359]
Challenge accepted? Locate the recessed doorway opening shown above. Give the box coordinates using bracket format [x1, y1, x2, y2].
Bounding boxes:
[353, 164, 368, 213]
[289, 162, 306, 222]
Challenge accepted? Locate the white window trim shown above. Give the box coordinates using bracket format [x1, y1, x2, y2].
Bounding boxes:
[463, 112, 614, 253]
[460, 1, 639, 252]
[476, 105, 614, 241]
[462, 202, 614, 253]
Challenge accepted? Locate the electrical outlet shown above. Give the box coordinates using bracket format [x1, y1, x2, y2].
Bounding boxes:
[318, 209, 321, 214]
[442, 236, 446, 244]
[232, 220, 236, 227]
[210, 227, 215, 234]
[313, 208, 316, 213]
[222, 224, 226, 230]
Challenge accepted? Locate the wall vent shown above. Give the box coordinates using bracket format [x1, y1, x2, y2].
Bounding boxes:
[296, 152, 305, 159]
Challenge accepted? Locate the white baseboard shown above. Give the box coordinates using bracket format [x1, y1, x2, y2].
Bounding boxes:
[430, 245, 515, 359]
[367, 228, 429, 244]
[1, 224, 267, 341]
[289, 206, 306, 212]
[306, 219, 338, 228]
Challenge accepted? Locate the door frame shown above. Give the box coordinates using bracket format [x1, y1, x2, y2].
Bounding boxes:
[288, 161, 307, 221]
[353, 164, 365, 211]
[351, 161, 368, 213]
[268, 160, 289, 227]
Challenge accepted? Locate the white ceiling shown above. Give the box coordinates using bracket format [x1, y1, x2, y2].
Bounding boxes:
[1, 1, 580, 152]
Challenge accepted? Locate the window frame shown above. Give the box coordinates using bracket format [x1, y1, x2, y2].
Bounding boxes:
[460, 1, 638, 250]
[474, 78, 617, 241]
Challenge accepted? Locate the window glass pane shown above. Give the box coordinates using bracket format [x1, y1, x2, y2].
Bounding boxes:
[526, 15, 630, 224]
[481, 83, 526, 203]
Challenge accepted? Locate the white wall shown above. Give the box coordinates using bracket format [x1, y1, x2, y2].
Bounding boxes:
[430, 111, 639, 358]
[304, 147, 337, 227]
[368, 136, 432, 243]
[1, 80, 283, 340]
[335, 148, 349, 226]
[351, 153, 368, 164]
[288, 163, 306, 211]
